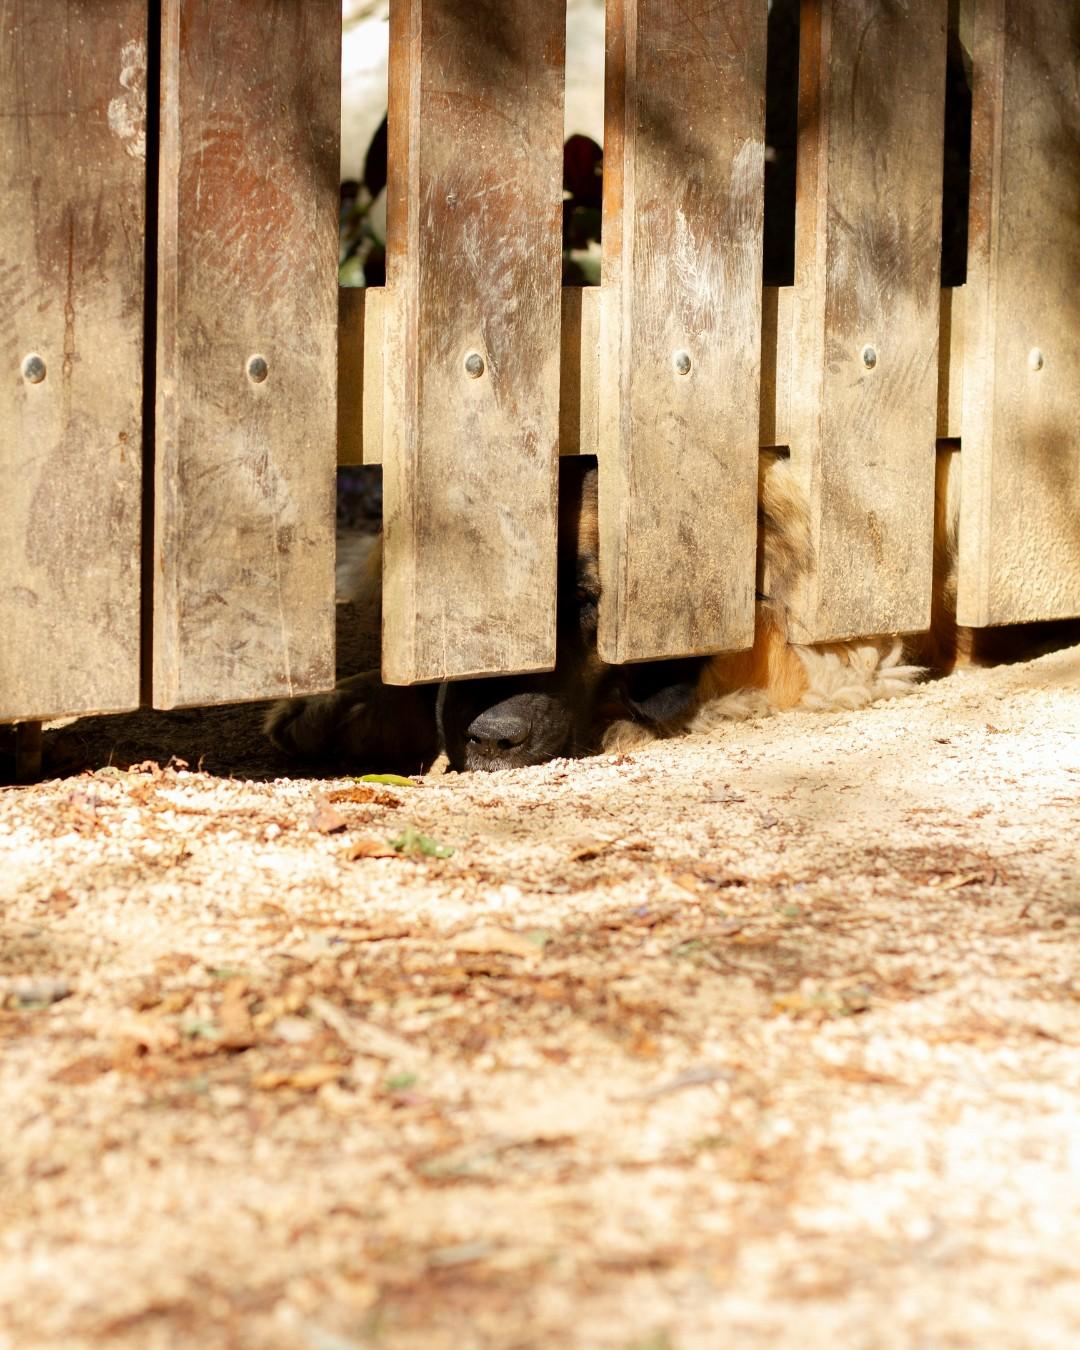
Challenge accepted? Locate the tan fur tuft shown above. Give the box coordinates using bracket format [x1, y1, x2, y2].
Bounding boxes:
[794, 639, 923, 711]
[600, 719, 661, 754]
[759, 449, 813, 600]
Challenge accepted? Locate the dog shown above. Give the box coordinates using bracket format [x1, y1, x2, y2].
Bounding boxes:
[265, 449, 955, 773]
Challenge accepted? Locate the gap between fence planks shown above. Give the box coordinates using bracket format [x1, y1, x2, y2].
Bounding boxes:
[340, 284, 966, 467]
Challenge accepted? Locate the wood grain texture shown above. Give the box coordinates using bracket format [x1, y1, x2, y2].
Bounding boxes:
[559, 286, 601, 458]
[788, 0, 947, 644]
[338, 285, 387, 468]
[381, 0, 565, 684]
[597, 0, 766, 664]
[937, 286, 965, 441]
[340, 282, 965, 464]
[1, 2, 146, 723]
[154, 0, 340, 709]
[958, 0, 1080, 626]
[337, 288, 366, 467]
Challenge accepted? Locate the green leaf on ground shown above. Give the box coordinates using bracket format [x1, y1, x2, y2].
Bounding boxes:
[391, 826, 454, 859]
[384, 1072, 418, 1092]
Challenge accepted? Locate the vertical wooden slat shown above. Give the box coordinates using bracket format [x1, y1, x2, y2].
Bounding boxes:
[1, 2, 146, 722]
[597, 0, 766, 665]
[337, 288, 367, 468]
[381, 0, 565, 685]
[787, 0, 947, 644]
[337, 286, 388, 468]
[958, 0, 1080, 626]
[154, 0, 340, 709]
[559, 287, 601, 460]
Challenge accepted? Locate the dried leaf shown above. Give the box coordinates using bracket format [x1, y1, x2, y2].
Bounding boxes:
[254, 1063, 344, 1092]
[218, 982, 257, 1051]
[929, 871, 991, 891]
[309, 798, 348, 834]
[452, 926, 543, 961]
[309, 996, 419, 1062]
[114, 1015, 181, 1053]
[51, 1054, 114, 1085]
[330, 924, 413, 942]
[426, 1241, 498, 1269]
[569, 839, 612, 862]
[344, 838, 400, 860]
[616, 1064, 733, 1102]
[328, 786, 402, 808]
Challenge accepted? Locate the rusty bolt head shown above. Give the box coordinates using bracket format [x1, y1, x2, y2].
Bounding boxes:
[22, 354, 46, 384]
[673, 350, 692, 376]
[1028, 347, 1044, 372]
[247, 355, 269, 383]
[464, 352, 485, 379]
[861, 345, 878, 370]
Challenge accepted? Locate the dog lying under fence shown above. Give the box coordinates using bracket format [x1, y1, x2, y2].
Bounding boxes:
[266, 451, 962, 774]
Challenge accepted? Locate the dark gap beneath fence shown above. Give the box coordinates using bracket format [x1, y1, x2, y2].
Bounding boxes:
[139, 7, 163, 708]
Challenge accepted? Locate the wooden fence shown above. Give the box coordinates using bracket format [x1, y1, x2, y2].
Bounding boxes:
[2, 1, 1079, 740]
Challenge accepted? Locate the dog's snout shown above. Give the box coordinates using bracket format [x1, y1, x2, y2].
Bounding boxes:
[465, 707, 530, 755]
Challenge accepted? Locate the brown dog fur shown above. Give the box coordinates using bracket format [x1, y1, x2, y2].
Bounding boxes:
[267, 450, 958, 770]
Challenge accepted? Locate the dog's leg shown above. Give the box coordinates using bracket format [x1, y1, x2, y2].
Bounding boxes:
[265, 672, 440, 773]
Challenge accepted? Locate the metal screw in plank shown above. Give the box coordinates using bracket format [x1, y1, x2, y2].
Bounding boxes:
[861, 345, 877, 370]
[464, 352, 485, 378]
[22, 354, 46, 384]
[673, 350, 692, 375]
[247, 354, 269, 383]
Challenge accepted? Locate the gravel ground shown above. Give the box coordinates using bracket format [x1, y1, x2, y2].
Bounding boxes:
[2, 641, 1079, 1349]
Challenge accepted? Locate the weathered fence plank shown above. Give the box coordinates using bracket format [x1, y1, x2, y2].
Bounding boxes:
[381, 0, 566, 685]
[340, 282, 964, 466]
[597, 0, 766, 664]
[559, 286, 602, 461]
[338, 287, 387, 468]
[153, 0, 340, 708]
[958, 0, 1080, 626]
[1, 3, 147, 723]
[786, 0, 947, 644]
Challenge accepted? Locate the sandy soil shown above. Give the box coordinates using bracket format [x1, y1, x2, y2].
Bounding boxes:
[2, 642, 1079, 1349]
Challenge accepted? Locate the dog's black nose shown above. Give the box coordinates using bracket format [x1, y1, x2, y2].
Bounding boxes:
[465, 708, 530, 755]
